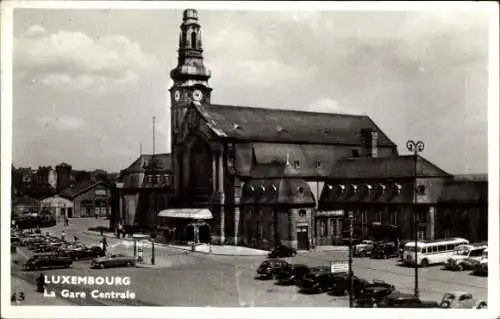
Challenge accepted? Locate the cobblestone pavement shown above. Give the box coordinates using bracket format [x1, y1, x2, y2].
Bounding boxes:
[9, 219, 488, 307]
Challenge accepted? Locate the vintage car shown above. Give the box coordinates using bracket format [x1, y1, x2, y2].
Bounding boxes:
[353, 240, 375, 257]
[370, 242, 399, 259]
[353, 279, 396, 305]
[268, 244, 297, 258]
[91, 254, 136, 269]
[24, 252, 73, 271]
[274, 264, 311, 285]
[376, 291, 441, 308]
[256, 259, 290, 279]
[473, 259, 488, 276]
[444, 244, 487, 271]
[60, 244, 105, 260]
[297, 270, 348, 294]
[471, 249, 488, 276]
[329, 274, 370, 296]
[439, 291, 487, 309]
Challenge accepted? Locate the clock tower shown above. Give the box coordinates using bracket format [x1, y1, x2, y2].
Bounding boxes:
[170, 9, 212, 136]
[169, 9, 212, 196]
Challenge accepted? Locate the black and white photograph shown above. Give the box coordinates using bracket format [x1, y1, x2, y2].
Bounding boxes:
[1, 1, 499, 319]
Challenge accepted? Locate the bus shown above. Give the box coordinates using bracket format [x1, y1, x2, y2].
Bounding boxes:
[403, 237, 469, 267]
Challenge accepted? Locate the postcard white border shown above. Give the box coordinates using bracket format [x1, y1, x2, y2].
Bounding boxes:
[1, 1, 499, 319]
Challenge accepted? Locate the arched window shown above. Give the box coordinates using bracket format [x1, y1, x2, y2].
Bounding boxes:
[191, 31, 197, 49]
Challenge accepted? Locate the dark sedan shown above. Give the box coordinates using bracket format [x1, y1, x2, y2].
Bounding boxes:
[354, 280, 396, 306]
[377, 292, 441, 308]
[268, 244, 297, 258]
[371, 242, 398, 259]
[60, 245, 105, 260]
[274, 264, 311, 285]
[256, 259, 290, 279]
[91, 254, 136, 269]
[329, 274, 370, 297]
[298, 270, 347, 294]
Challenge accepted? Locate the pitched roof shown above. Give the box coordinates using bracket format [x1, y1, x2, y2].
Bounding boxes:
[328, 155, 451, 179]
[438, 180, 487, 203]
[196, 103, 396, 146]
[121, 153, 172, 174]
[59, 181, 110, 199]
[240, 178, 316, 206]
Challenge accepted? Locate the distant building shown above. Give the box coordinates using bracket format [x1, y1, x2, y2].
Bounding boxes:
[12, 196, 40, 216]
[112, 154, 173, 232]
[40, 195, 74, 222]
[55, 163, 72, 193]
[59, 181, 112, 218]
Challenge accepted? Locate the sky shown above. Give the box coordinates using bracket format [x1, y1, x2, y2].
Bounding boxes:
[10, 3, 491, 174]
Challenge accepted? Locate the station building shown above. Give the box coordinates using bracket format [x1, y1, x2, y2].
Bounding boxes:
[111, 9, 487, 249]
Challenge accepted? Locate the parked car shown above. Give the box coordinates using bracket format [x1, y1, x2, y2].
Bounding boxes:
[371, 242, 398, 259]
[24, 252, 73, 271]
[91, 254, 136, 269]
[376, 291, 441, 308]
[444, 244, 487, 271]
[256, 259, 290, 279]
[473, 259, 488, 276]
[274, 264, 311, 285]
[353, 279, 395, 305]
[439, 291, 487, 309]
[353, 240, 375, 257]
[60, 245, 105, 260]
[298, 270, 347, 294]
[329, 273, 370, 297]
[268, 244, 297, 258]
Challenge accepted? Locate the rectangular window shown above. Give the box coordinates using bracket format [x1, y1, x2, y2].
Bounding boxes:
[417, 226, 426, 241]
[418, 210, 427, 222]
[294, 160, 301, 169]
[438, 245, 446, 252]
[319, 220, 327, 237]
[444, 230, 451, 238]
[446, 244, 454, 251]
[316, 160, 322, 169]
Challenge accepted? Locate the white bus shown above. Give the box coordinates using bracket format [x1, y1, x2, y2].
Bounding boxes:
[403, 238, 469, 267]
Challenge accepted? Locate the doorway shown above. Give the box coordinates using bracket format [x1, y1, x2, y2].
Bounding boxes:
[185, 225, 195, 242]
[67, 208, 73, 218]
[297, 226, 309, 250]
[199, 224, 211, 243]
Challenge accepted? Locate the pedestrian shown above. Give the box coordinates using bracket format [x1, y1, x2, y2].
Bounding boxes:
[74, 236, 78, 243]
[36, 273, 45, 293]
[61, 230, 66, 242]
[64, 216, 68, 226]
[102, 237, 108, 254]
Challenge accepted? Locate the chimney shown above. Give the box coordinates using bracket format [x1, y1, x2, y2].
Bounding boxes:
[361, 128, 378, 158]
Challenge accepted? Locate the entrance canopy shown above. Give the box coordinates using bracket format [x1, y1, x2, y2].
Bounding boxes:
[158, 208, 213, 220]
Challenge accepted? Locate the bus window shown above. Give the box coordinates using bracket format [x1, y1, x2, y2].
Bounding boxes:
[438, 245, 446, 252]
[446, 244, 454, 251]
[469, 249, 484, 257]
[421, 247, 427, 254]
[432, 246, 438, 253]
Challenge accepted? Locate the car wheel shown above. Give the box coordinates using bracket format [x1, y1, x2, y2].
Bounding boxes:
[99, 263, 105, 269]
[66, 263, 72, 268]
[457, 263, 464, 271]
[126, 261, 132, 267]
[440, 301, 451, 309]
[420, 259, 429, 267]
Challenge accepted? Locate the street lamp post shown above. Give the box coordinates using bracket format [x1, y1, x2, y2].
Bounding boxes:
[406, 140, 424, 299]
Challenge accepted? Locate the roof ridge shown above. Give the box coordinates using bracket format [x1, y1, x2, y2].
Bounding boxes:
[209, 104, 368, 118]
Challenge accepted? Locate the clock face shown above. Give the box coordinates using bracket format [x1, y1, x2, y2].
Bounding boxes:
[174, 90, 181, 102]
[192, 89, 203, 101]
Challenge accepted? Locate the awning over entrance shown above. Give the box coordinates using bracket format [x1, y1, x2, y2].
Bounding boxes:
[158, 208, 213, 220]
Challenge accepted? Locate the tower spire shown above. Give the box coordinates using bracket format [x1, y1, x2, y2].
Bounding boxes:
[170, 9, 212, 99]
